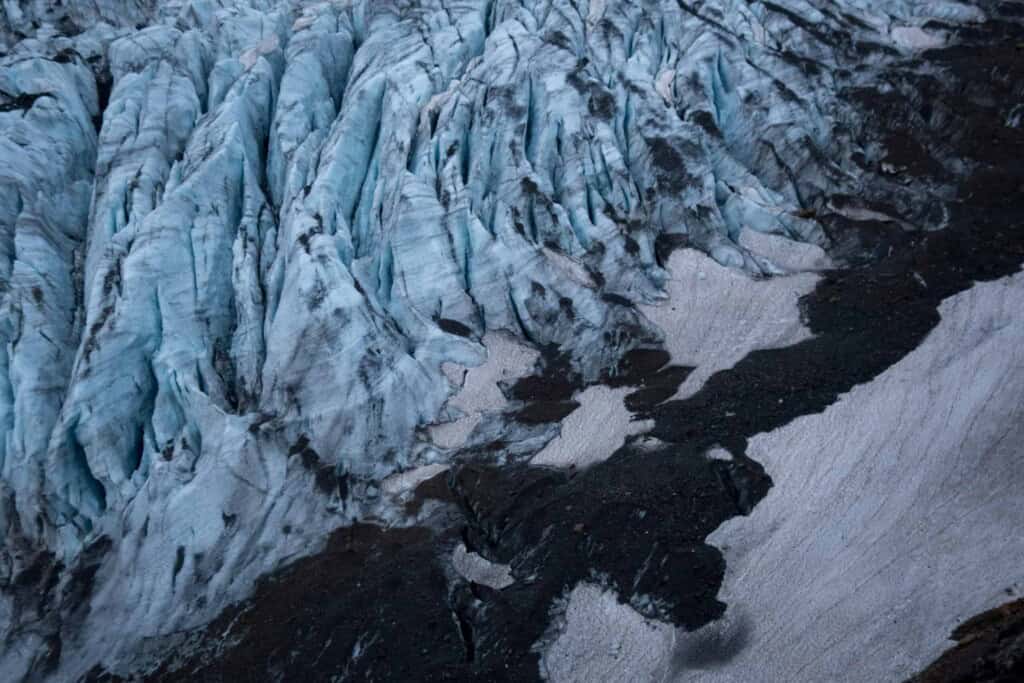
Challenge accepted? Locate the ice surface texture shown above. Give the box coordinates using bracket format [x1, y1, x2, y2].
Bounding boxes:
[0, 0, 994, 678]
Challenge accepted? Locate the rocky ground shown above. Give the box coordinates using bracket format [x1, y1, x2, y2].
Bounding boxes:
[911, 599, 1024, 683]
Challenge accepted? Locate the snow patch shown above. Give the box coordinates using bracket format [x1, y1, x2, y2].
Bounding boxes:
[705, 447, 734, 462]
[676, 273, 1024, 681]
[640, 249, 819, 401]
[890, 26, 948, 51]
[738, 229, 833, 274]
[531, 386, 652, 470]
[381, 464, 450, 498]
[538, 583, 676, 683]
[452, 543, 515, 590]
[430, 333, 540, 449]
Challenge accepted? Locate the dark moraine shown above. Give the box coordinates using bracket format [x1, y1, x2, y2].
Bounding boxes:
[909, 598, 1024, 683]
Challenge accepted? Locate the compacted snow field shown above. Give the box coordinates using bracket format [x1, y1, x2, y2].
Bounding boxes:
[675, 273, 1024, 681]
[0, 1, 1022, 681]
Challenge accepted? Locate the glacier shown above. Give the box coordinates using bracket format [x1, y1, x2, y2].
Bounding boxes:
[0, 0, 1022, 680]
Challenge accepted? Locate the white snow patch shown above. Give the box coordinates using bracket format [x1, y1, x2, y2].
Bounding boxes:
[381, 464, 450, 498]
[539, 583, 676, 683]
[452, 543, 515, 590]
[531, 386, 652, 469]
[826, 200, 917, 230]
[430, 332, 540, 449]
[891, 26, 948, 51]
[738, 229, 833, 273]
[705, 447, 734, 462]
[675, 273, 1024, 681]
[640, 249, 819, 401]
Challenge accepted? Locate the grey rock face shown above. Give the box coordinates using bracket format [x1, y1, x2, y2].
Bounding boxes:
[0, 0, 1005, 679]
